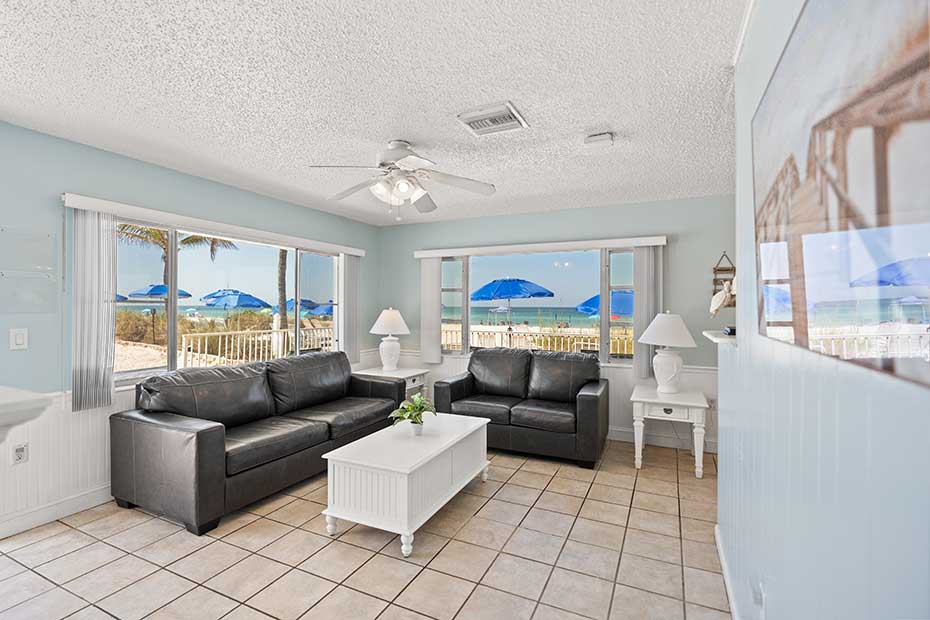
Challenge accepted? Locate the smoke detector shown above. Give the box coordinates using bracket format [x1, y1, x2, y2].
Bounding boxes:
[457, 101, 528, 136]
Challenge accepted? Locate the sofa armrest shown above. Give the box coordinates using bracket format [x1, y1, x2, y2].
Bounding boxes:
[575, 379, 609, 464]
[349, 375, 406, 408]
[110, 409, 226, 533]
[433, 372, 475, 413]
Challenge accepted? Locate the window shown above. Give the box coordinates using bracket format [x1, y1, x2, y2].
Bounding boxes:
[177, 234, 297, 368]
[437, 246, 644, 361]
[441, 257, 467, 353]
[113, 220, 344, 378]
[608, 250, 635, 359]
[115, 223, 171, 373]
[298, 251, 338, 352]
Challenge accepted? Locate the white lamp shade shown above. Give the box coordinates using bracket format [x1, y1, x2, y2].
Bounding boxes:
[370, 308, 410, 336]
[639, 312, 696, 348]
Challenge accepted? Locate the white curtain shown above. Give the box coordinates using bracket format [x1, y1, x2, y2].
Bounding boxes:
[633, 245, 661, 380]
[71, 209, 117, 411]
[420, 258, 442, 364]
[339, 253, 360, 363]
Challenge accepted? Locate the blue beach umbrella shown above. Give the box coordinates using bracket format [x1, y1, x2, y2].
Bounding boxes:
[128, 285, 190, 343]
[115, 294, 128, 302]
[200, 288, 245, 301]
[307, 304, 334, 317]
[470, 278, 555, 324]
[850, 257, 930, 287]
[129, 284, 192, 299]
[204, 292, 271, 310]
[272, 298, 318, 315]
[575, 290, 634, 319]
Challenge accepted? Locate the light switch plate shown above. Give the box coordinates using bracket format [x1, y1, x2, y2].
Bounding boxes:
[9, 328, 28, 350]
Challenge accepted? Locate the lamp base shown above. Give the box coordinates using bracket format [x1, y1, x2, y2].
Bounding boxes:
[379, 336, 400, 371]
[653, 348, 683, 394]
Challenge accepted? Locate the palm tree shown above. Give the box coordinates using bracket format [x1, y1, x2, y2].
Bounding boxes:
[116, 225, 237, 283]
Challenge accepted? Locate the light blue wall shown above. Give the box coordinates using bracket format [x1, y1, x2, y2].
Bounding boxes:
[719, 1, 930, 619]
[378, 195, 736, 367]
[0, 121, 382, 392]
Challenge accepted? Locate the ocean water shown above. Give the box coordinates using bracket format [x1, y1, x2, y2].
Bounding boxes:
[445, 306, 613, 329]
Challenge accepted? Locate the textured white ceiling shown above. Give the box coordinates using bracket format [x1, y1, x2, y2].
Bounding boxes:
[0, 1, 744, 226]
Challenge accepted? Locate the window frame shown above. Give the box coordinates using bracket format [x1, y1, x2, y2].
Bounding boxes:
[440, 256, 469, 354]
[437, 245, 643, 362]
[114, 219, 344, 384]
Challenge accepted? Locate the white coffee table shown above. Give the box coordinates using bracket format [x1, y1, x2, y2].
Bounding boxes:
[322, 413, 489, 557]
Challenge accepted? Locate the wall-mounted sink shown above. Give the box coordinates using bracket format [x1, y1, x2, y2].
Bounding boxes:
[0, 387, 56, 443]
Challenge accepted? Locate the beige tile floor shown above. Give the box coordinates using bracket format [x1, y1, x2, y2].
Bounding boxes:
[0, 440, 727, 620]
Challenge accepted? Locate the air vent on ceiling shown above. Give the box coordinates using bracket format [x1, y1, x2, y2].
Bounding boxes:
[457, 101, 528, 136]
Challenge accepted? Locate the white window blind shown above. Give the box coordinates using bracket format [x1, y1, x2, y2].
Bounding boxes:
[420, 257, 442, 364]
[71, 208, 117, 411]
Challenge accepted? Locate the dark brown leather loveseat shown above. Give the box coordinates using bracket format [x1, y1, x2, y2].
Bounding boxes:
[109, 351, 404, 535]
[434, 348, 609, 468]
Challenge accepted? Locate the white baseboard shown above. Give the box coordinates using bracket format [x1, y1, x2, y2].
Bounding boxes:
[608, 426, 718, 454]
[0, 485, 112, 539]
[715, 524, 741, 620]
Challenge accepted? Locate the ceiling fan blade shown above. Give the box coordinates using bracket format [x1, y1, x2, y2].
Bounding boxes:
[395, 154, 436, 170]
[413, 193, 438, 213]
[418, 169, 496, 196]
[308, 165, 385, 171]
[329, 175, 384, 201]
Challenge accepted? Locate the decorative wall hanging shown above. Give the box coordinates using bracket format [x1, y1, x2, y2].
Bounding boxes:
[751, 0, 930, 387]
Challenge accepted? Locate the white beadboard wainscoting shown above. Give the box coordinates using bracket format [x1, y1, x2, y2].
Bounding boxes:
[0, 388, 134, 539]
[360, 348, 719, 453]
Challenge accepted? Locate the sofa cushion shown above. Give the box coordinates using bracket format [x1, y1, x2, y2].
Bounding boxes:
[287, 397, 394, 438]
[468, 348, 532, 399]
[266, 351, 352, 414]
[137, 363, 275, 427]
[511, 399, 576, 434]
[450, 394, 522, 425]
[527, 351, 600, 403]
[225, 416, 330, 476]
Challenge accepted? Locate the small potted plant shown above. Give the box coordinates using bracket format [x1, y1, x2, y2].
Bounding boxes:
[389, 393, 435, 436]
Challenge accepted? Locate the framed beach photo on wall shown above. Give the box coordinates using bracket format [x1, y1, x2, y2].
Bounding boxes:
[751, 0, 930, 387]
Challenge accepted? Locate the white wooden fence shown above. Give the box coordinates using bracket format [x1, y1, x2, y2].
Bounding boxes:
[180, 327, 334, 367]
[810, 331, 930, 361]
[442, 326, 634, 356]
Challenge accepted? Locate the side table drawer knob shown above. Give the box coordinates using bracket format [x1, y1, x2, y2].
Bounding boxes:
[663, 407, 673, 414]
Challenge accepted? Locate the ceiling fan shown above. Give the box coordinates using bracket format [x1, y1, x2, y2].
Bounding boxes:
[308, 140, 496, 219]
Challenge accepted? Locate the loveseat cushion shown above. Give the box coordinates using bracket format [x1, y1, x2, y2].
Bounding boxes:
[527, 351, 600, 403]
[266, 351, 351, 414]
[450, 394, 522, 425]
[467, 348, 532, 399]
[137, 363, 275, 427]
[286, 397, 394, 438]
[511, 399, 576, 434]
[225, 416, 329, 476]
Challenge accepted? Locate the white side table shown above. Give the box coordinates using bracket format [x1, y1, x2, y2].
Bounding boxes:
[354, 367, 429, 400]
[630, 384, 710, 478]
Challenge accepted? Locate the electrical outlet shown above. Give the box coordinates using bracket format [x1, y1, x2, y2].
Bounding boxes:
[12, 443, 28, 465]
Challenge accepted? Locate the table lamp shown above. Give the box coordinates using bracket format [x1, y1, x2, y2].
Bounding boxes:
[370, 308, 410, 371]
[638, 311, 697, 393]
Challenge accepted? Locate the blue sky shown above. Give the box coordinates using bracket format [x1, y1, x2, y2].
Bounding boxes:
[464, 251, 633, 308]
[116, 235, 334, 306]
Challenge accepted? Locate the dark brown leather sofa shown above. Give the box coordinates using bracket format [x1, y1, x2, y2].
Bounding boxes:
[434, 348, 609, 468]
[109, 351, 404, 535]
